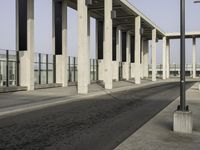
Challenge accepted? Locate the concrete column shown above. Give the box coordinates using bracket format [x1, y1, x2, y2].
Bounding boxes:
[114, 27, 122, 81]
[95, 20, 104, 81]
[77, 0, 89, 94]
[143, 40, 149, 78]
[52, 1, 68, 87]
[162, 37, 167, 80]
[124, 31, 131, 80]
[152, 29, 157, 82]
[88, 14, 91, 84]
[192, 37, 196, 78]
[140, 38, 144, 79]
[103, 0, 113, 89]
[166, 39, 170, 78]
[17, 0, 35, 90]
[134, 16, 141, 84]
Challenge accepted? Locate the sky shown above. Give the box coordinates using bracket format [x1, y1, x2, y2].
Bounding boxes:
[0, 0, 200, 64]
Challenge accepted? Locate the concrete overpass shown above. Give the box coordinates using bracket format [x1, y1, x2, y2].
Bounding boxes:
[0, 0, 198, 94]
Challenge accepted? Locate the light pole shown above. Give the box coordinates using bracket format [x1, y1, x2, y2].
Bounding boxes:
[180, 0, 187, 111]
[173, 0, 193, 134]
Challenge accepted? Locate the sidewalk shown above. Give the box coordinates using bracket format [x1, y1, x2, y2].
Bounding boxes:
[115, 82, 200, 150]
[0, 78, 171, 118]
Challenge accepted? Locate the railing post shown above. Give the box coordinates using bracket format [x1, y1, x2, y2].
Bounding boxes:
[68, 57, 71, 82]
[6, 50, 9, 87]
[16, 51, 20, 86]
[38, 53, 41, 84]
[93, 59, 95, 81]
[96, 59, 99, 81]
[46, 54, 48, 84]
[53, 55, 56, 83]
[73, 57, 76, 82]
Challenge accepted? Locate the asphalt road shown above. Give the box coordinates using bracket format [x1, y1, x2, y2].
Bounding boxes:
[0, 82, 194, 150]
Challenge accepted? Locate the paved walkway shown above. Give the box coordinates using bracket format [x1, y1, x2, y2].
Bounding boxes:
[115, 82, 200, 150]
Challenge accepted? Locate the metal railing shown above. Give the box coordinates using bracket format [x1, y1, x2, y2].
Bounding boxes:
[90, 59, 98, 82]
[68, 57, 78, 83]
[0, 49, 19, 87]
[34, 53, 55, 85]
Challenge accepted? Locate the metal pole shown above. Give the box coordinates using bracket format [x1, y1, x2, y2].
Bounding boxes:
[6, 50, 9, 87]
[180, 0, 186, 111]
[68, 57, 71, 82]
[39, 53, 41, 85]
[46, 54, 48, 84]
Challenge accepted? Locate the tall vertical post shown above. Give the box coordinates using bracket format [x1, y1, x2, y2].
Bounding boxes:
[152, 29, 157, 82]
[115, 27, 121, 81]
[141, 38, 144, 79]
[143, 40, 149, 78]
[192, 37, 196, 78]
[162, 37, 167, 80]
[16, 0, 35, 90]
[77, 0, 89, 94]
[173, 0, 192, 134]
[104, 0, 113, 89]
[166, 39, 170, 78]
[52, 0, 68, 87]
[124, 31, 131, 80]
[180, 0, 186, 111]
[135, 16, 141, 84]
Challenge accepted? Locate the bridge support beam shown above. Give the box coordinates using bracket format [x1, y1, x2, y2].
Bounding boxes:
[77, 0, 90, 94]
[124, 31, 131, 80]
[143, 40, 149, 78]
[166, 39, 170, 79]
[162, 37, 167, 80]
[192, 37, 196, 78]
[134, 16, 141, 84]
[16, 0, 35, 91]
[152, 29, 157, 82]
[103, 0, 113, 89]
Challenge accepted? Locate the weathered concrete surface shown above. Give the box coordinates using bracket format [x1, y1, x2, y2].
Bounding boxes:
[0, 81, 194, 150]
[173, 110, 193, 134]
[115, 83, 200, 150]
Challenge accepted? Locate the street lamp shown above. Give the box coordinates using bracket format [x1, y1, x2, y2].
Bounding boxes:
[179, 0, 187, 111]
[173, 0, 193, 134]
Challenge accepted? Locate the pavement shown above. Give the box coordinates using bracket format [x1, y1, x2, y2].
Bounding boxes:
[0, 78, 158, 117]
[0, 80, 196, 150]
[115, 82, 200, 150]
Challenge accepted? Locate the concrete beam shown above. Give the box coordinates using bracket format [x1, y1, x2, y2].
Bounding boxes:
[103, 0, 113, 89]
[134, 16, 141, 84]
[152, 29, 157, 82]
[77, 0, 90, 94]
[162, 37, 167, 80]
[17, 0, 35, 90]
[192, 38, 196, 78]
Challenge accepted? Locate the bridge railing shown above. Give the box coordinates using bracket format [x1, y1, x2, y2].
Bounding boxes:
[0, 49, 19, 87]
[34, 53, 55, 85]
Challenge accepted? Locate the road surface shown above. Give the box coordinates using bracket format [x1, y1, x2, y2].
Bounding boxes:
[0, 81, 194, 150]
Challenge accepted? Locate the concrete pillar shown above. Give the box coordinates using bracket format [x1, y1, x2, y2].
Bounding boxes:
[143, 40, 149, 78]
[88, 14, 91, 84]
[52, 0, 68, 87]
[192, 38, 196, 78]
[114, 27, 122, 81]
[134, 16, 141, 84]
[152, 29, 157, 82]
[95, 20, 104, 81]
[17, 0, 35, 90]
[103, 0, 113, 89]
[140, 38, 144, 79]
[77, 0, 89, 94]
[162, 37, 167, 80]
[124, 31, 131, 80]
[166, 39, 170, 78]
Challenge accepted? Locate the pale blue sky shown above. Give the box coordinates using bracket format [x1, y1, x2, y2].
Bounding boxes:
[0, 0, 200, 64]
